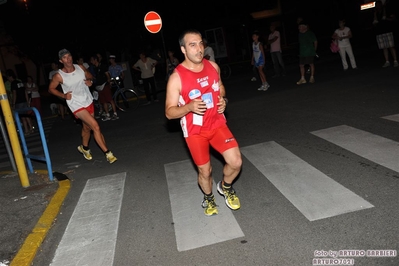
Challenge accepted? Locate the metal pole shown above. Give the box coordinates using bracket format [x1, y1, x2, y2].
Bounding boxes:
[0, 112, 16, 172]
[161, 29, 167, 66]
[0, 71, 30, 187]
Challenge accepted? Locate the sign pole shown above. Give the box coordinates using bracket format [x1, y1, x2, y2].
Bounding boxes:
[160, 29, 167, 68]
[144, 11, 167, 77]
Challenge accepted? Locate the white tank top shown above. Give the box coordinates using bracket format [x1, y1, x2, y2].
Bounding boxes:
[58, 64, 93, 112]
[253, 42, 262, 62]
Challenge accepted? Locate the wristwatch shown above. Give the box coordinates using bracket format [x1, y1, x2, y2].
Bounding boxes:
[223, 97, 228, 104]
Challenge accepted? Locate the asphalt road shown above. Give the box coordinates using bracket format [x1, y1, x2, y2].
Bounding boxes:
[2, 46, 399, 266]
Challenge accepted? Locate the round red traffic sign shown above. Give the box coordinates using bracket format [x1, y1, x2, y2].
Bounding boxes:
[144, 11, 162, 34]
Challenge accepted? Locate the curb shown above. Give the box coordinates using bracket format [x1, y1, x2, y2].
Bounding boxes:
[10, 177, 70, 266]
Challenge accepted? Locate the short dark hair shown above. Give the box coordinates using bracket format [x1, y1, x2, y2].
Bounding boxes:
[178, 29, 202, 47]
[90, 55, 99, 62]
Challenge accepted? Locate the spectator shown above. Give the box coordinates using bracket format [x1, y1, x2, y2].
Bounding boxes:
[132, 51, 158, 104]
[25, 75, 42, 116]
[203, 38, 215, 62]
[373, 0, 398, 67]
[268, 23, 286, 77]
[251, 30, 270, 91]
[77, 56, 90, 69]
[7, 69, 34, 136]
[89, 55, 119, 121]
[108, 55, 125, 87]
[332, 19, 357, 71]
[165, 50, 179, 81]
[3, 74, 12, 103]
[297, 16, 311, 74]
[296, 21, 317, 85]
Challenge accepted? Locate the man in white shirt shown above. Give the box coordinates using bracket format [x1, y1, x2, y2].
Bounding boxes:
[203, 38, 215, 62]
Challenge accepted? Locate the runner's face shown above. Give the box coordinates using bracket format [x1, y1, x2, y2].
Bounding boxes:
[60, 53, 73, 66]
[182, 33, 204, 64]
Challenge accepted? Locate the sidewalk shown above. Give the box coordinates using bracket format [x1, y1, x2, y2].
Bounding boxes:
[0, 106, 70, 265]
[0, 170, 63, 266]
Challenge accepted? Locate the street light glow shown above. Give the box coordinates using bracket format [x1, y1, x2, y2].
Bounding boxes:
[360, 2, 375, 10]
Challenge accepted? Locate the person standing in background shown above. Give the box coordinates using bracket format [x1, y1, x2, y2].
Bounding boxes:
[373, 0, 398, 67]
[296, 16, 311, 74]
[89, 55, 119, 121]
[165, 50, 179, 81]
[268, 23, 286, 77]
[332, 19, 357, 71]
[25, 75, 42, 116]
[296, 21, 317, 85]
[251, 31, 270, 91]
[132, 51, 158, 104]
[77, 56, 90, 69]
[108, 55, 125, 87]
[203, 38, 215, 62]
[7, 69, 35, 136]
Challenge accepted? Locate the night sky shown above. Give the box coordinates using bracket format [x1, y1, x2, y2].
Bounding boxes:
[0, 0, 398, 64]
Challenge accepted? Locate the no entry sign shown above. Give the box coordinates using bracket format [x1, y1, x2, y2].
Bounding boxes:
[144, 11, 162, 34]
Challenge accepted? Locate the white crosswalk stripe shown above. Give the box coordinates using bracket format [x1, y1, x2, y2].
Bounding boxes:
[164, 160, 244, 252]
[241, 141, 374, 221]
[50, 173, 126, 266]
[311, 124, 399, 173]
[382, 114, 399, 122]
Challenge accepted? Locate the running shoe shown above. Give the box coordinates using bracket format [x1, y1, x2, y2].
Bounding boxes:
[217, 181, 240, 210]
[111, 114, 119, 120]
[382, 61, 390, 68]
[262, 83, 270, 91]
[394, 61, 399, 67]
[105, 151, 117, 164]
[250, 77, 257, 81]
[102, 114, 111, 121]
[77, 145, 92, 160]
[309, 77, 315, 83]
[296, 78, 306, 85]
[257, 85, 265, 91]
[201, 197, 218, 216]
[95, 112, 102, 119]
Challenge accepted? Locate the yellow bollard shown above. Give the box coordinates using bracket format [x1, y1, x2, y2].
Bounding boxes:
[0, 71, 30, 187]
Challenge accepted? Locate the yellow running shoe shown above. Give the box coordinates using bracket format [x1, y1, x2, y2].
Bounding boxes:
[105, 151, 117, 164]
[217, 181, 240, 210]
[77, 145, 92, 160]
[201, 197, 218, 216]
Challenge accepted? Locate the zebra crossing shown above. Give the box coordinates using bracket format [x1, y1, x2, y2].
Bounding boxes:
[50, 113, 399, 262]
[0, 116, 57, 170]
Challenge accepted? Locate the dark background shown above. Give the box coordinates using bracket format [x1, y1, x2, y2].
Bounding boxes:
[0, 0, 398, 67]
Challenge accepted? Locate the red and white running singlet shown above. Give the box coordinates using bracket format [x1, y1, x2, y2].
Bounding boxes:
[174, 59, 226, 138]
